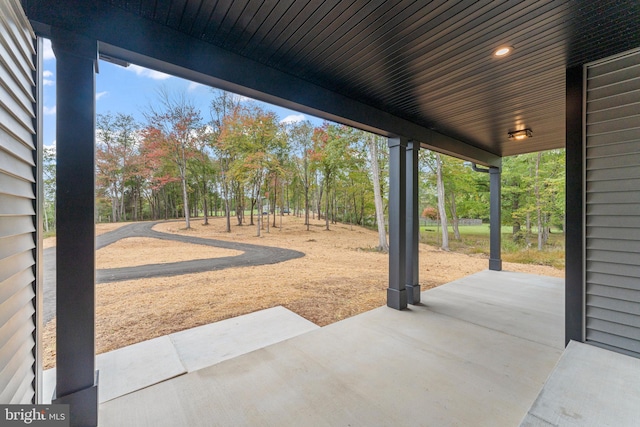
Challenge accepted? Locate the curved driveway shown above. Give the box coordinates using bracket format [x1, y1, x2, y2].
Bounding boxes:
[43, 221, 305, 323]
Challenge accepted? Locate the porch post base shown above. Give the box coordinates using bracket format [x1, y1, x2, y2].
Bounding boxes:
[489, 258, 502, 271]
[406, 284, 421, 304]
[387, 288, 407, 310]
[53, 371, 99, 427]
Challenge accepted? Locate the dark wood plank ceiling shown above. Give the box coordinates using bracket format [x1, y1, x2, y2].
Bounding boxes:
[22, 0, 640, 159]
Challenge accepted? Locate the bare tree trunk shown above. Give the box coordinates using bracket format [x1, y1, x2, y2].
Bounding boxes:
[223, 182, 231, 232]
[202, 186, 209, 226]
[266, 196, 270, 233]
[235, 182, 243, 226]
[360, 190, 365, 225]
[450, 191, 461, 240]
[163, 188, 168, 220]
[111, 184, 118, 222]
[181, 177, 190, 229]
[256, 190, 262, 237]
[369, 135, 388, 251]
[250, 198, 256, 226]
[331, 190, 336, 224]
[536, 151, 543, 251]
[118, 182, 125, 222]
[43, 202, 49, 232]
[325, 178, 330, 230]
[272, 175, 277, 228]
[304, 168, 310, 230]
[280, 180, 284, 230]
[543, 214, 550, 245]
[435, 153, 449, 250]
[317, 180, 324, 221]
[512, 195, 521, 241]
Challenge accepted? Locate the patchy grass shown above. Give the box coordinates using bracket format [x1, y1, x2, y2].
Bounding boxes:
[41, 216, 564, 369]
[43, 229, 56, 239]
[503, 249, 565, 269]
[420, 224, 565, 268]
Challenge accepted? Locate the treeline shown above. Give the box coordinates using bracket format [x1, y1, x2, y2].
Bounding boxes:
[418, 150, 565, 250]
[93, 90, 386, 238]
[42, 88, 565, 250]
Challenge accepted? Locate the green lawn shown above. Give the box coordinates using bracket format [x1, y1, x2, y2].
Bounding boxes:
[420, 224, 565, 269]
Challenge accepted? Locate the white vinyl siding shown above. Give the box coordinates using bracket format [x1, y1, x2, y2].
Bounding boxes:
[0, 0, 37, 404]
[585, 48, 640, 358]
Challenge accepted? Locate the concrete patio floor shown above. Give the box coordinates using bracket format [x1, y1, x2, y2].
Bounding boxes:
[98, 270, 566, 426]
[44, 306, 319, 403]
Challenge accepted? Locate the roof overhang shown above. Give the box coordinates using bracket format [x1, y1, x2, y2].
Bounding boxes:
[22, 0, 640, 166]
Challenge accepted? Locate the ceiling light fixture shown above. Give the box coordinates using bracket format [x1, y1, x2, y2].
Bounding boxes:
[508, 128, 533, 140]
[493, 46, 513, 57]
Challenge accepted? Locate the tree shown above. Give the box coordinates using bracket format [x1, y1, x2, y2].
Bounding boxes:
[143, 90, 204, 229]
[420, 150, 449, 250]
[435, 153, 449, 250]
[96, 112, 139, 222]
[289, 120, 318, 230]
[43, 146, 56, 231]
[221, 104, 283, 237]
[368, 134, 388, 251]
[210, 90, 242, 232]
[310, 123, 350, 231]
[534, 149, 565, 249]
[269, 130, 290, 228]
[502, 154, 533, 242]
[502, 150, 565, 248]
[188, 126, 215, 225]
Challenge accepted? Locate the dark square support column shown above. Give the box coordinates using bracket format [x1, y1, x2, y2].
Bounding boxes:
[405, 141, 420, 304]
[51, 28, 99, 427]
[387, 137, 407, 310]
[489, 165, 502, 271]
[565, 65, 584, 345]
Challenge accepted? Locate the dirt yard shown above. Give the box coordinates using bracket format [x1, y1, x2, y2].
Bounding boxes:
[42, 215, 563, 369]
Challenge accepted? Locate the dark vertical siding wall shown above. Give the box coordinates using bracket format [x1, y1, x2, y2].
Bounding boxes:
[585, 48, 640, 358]
[0, 0, 37, 403]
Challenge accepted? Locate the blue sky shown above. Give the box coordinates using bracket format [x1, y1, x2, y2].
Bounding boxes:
[42, 39, 324, 148]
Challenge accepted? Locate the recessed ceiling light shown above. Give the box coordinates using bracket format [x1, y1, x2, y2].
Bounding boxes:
[493, 46, 513, 57]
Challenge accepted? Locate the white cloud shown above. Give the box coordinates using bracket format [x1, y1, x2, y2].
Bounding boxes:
[45, 140, 56, 150]
[96, 91, 108, 100]
[280, 114, 305, 124]
[187, 81, 203, 92]
[43, 105, 56, 115]
[127, 64, 172, 80]
[43, 39, 55, 60]
[43, 70, 54, 86]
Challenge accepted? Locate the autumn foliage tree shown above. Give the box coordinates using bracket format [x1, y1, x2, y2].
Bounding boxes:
[90, 81, 566, 260]
[210, 90, 242, 232]
[220, 104, 283, 237]
[310, 123, 352, 230]
[143, 90, 206, 229]
[96, 112, 139, 222]
[287, 120, 314, 230]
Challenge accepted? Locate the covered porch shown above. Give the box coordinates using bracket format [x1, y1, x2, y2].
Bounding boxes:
[99, 270, 564, 426]
[2, 2, 638, 425]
